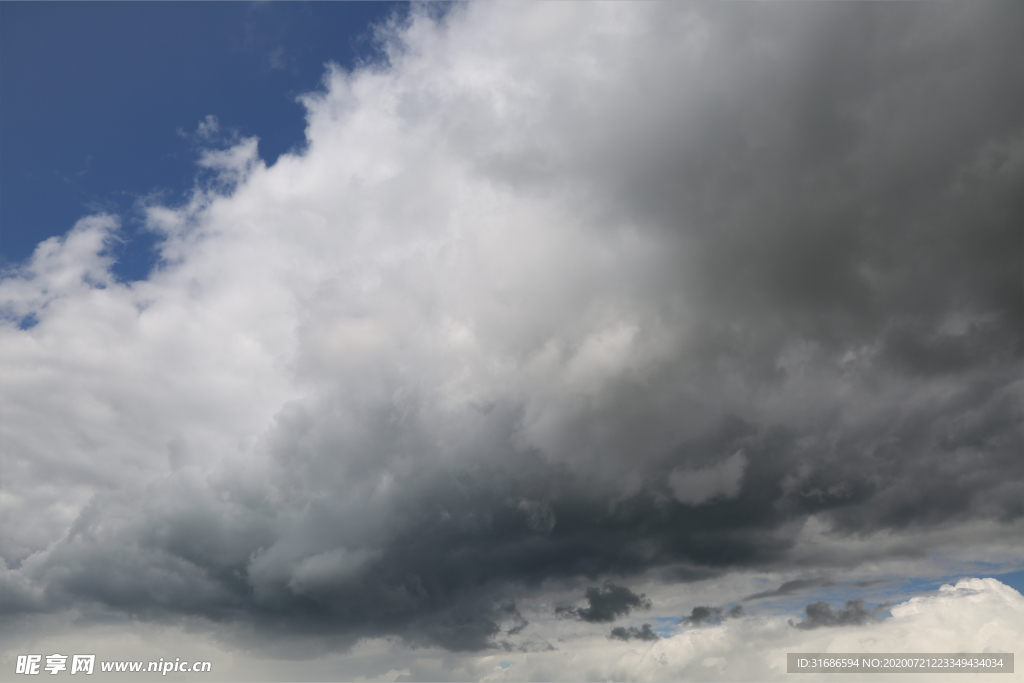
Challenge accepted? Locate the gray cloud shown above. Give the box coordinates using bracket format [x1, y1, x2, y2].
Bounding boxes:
[500, 602, 529, 636]
[790, 598, 891, 630]
[744, 578, 835, 601]
[680, 605, 744, 626]
[556, 582, 652, 623]
[1, 0, 1021, 659]
[609, 623, 659, 642]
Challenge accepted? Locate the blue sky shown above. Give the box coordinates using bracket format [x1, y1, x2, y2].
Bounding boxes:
[0, 3, 1021, 681]
[1, 2, 401, 280]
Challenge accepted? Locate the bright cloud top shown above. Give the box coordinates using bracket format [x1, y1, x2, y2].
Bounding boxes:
[483, 578, 1024, 683]
[1, 0, 1021, 670]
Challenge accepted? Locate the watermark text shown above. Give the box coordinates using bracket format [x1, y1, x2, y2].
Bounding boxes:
[15, 655, 211, 675]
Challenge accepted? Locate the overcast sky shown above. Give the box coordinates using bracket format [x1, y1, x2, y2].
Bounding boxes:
[1, 2, 1022, 681]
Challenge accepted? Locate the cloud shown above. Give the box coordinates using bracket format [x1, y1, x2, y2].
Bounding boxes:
[0, 214, 119, 324]
[744, 578, 835, 601]
[556, 582, 652, 623]
[498, 602, 529, 637]
[680, 604, 744, 626]
[268, 46, 287, 72]
[1, 578, 1020, 681]
[514, 498, 556, 535]
[669, 451, 747, 505]
[196, 114, 220, 139]
[481, 578, 1024, 682]
[1, 0, 1022, 663]
[195, 136, 260, 187]
[789, 598, 889, 630]
[609, 623, 659, 642]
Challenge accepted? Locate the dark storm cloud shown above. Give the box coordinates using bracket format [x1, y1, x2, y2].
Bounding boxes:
[679, 605, 744, 626]
[555, 582, 652, 623]
[3, 0, 1023, 658]
[609, 624, 659, 642]
[7, 381, 1019, 651]
[790, 599, 890, 630]
[582, 3, 1024, 400]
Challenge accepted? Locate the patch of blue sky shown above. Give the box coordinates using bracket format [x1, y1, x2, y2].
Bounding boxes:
[883, 558, 1024, 597]
[17, 312, 39, 331]
[991, 569, 1024, 596]
[928, 554, 1024, 577]
[0, 2, 406, 283]
[649, 616, 681, 637]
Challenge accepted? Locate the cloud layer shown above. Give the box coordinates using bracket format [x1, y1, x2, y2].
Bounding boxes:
[1, 0, 1022, 665]
[2, 577, 1020, 682]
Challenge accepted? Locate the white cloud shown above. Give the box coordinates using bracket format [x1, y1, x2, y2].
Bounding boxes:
[0, 215, 118, 319]
[196, 136, 261, 187]
[196, 114, 220, 140]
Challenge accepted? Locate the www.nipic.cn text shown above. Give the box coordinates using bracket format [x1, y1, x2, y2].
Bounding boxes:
[15, 655, 212, 675]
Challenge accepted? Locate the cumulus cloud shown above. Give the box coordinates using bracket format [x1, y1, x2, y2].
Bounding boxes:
[1, 0, 1022, 666]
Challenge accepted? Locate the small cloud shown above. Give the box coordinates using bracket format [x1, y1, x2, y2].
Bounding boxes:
[196, 114, 220, 140]
[179, 115, 240, 149]
[556, 582, 652, 623]
[269, 46, 286, 71]
[789, 598, 890, 630]
[679, 604, 744, 626]
[609, 623, 658, 642]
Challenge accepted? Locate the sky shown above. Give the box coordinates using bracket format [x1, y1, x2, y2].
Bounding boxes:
[0, 1, 401, 279]
[1, 2, 1022, 682]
